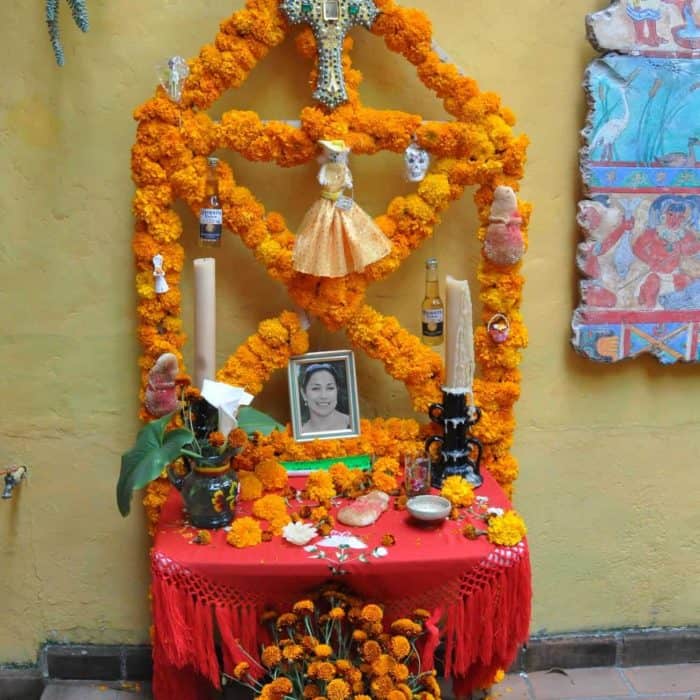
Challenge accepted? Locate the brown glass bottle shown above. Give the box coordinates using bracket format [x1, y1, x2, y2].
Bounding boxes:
[198, 157, 222, 248]
[421, 258, 444, 345]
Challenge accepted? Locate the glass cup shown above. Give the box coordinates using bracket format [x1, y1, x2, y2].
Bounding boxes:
[404, 454, 431, 497]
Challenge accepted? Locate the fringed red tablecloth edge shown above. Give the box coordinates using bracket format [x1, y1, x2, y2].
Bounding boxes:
[151, 546, 531, 700]
[447, 547, 532, 696]
[151, 574, 262, 700]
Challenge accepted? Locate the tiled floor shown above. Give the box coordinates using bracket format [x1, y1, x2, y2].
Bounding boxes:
[477, 663, 700, 700]
[38, 664, 700, 700]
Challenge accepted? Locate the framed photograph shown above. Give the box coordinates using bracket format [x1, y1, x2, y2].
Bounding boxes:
[288, 350, 361, 442]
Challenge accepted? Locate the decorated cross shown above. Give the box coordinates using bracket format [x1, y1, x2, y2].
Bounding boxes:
[280, 0, 379, 108]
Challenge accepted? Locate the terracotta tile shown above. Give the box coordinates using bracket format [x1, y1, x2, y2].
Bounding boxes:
[623, 663, 700, 694]
[527, 667, 631, 699]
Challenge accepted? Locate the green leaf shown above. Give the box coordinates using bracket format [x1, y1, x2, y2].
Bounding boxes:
[237, 406, 284, 436]
[116, 413, 193, 517]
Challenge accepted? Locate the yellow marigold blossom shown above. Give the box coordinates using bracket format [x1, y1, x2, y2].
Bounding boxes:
[317, 661, 336, 681]
[329, 462, 354, 491]
[252, 494, 288, 521]
[232, 661, 249, 679]
[389, 635, 411, 660]
[440, 475, 475, 507]
[238, 473, 264, 501]
[492, 668, 505, 684]
[391, 663, 409, 682]
[260, 644, 281, 668]
[352, 629, 367, 643]
[255, 458, 288, 490]
[326, 678, 351, 700]
[395, 683, 413, 700]
[370, 675, 395, 699]
[371, 470, 398, 493]
[314, 643, 333, 658]
[226, 517, 262, 548]
[306, 471, 336, 502]
[293, 599, 315, 616]
[371, 654, 394, 676]
[360, 603, 383, 623]
[282, 643, 304, 662]
[194, 530, 211, 545]
[361, 639, 382, 662]
[310, 505, 330, 523]
[390, 619, 422, 637]
[372, 456, 400, 476]
[208, 431, 225, 447]
[487, 510, 527, 546]
[269, 678, 293, 695]
[276, 612, 298, 629]
[328, 606, 345, 620]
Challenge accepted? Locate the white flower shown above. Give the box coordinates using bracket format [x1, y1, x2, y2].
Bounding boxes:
[371, 546, 389, 558]
[487, 507, 504, 518]
[282, 521, 318, 546]
[316, 532, 367, 550]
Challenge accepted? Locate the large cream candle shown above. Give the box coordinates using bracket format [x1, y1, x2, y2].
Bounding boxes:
[444, 275, 475, 392]
[194, 258, 216, 389]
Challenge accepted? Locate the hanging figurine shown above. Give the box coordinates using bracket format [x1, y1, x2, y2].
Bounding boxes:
[404, 139, 430, 182]
[152, 254, 169, 294]
[292, 139, 392, 278]
[157, 56, 189, 103]
[144, 353, 180, 417]
[483, 185, 525, 266]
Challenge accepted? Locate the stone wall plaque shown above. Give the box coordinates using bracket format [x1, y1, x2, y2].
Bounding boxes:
[573, 1, 700, 363]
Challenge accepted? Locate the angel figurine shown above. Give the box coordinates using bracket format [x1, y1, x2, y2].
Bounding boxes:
[292, 139, 392, 278]
[152, 254, 169, 294]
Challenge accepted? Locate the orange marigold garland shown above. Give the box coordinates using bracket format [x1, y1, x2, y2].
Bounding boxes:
[134, 0, 529, 521]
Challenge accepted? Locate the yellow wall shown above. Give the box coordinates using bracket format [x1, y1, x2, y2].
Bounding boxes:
[1, 0, 698, 663]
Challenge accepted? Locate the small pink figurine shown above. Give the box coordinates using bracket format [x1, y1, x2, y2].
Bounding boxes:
[487, 314, 511, 343]
[144, 353, 180, 417]
[484, 186, 525, 266]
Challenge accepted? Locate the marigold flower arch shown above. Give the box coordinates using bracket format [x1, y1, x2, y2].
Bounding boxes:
[131, 0, 530, 521]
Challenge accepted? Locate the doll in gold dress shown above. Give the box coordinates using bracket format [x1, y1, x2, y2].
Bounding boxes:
[292, 139, 392, 278]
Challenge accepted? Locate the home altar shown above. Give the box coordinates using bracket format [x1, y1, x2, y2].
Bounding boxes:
[129, 0, 531, 696]
[151, 472, 530, 699]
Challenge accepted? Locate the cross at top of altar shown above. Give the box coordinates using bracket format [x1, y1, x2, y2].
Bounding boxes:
[280, 0, 379, 108]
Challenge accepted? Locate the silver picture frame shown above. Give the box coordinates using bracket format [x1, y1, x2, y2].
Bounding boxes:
[288, 350, 360, 443]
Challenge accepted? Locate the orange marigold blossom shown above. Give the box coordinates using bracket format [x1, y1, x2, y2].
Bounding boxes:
[390, 618, 422, 637]
[360, 603, 383, 623]
[261, 645, 282, 667]
[326, 678, 351, 700]
[226, 517, 262, 548]
[314, 643, 333, 658]
[389, 635, 411, 659]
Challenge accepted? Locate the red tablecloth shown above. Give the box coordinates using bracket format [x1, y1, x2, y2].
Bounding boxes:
[151, 470, 531, 699]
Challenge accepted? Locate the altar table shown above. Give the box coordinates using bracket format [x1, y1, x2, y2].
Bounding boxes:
[150, 470, 531, 699]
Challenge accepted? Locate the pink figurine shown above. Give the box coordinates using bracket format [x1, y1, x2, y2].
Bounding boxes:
[144, 353, 180, 417]
[484, 186, 525, 266]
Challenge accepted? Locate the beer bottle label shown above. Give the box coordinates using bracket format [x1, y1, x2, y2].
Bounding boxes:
[422, 309, 444, 337]
[199, 208, 223, 242]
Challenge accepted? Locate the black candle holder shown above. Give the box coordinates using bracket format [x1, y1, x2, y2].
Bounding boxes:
[425, 388, 483, 488]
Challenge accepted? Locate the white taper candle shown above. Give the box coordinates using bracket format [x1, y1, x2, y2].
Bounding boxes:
[194, 258, 216, 389]
[444, 275, 475, 392]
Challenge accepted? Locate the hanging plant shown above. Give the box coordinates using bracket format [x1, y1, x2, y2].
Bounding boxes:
[46, 0, 89, 66]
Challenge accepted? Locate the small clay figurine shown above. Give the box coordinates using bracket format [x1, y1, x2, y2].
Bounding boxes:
[144, 353, 180, 417]
[292, 139, 392, 278]
[483, 186, 525, 266]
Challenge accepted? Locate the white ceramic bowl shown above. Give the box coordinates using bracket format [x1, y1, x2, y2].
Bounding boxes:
[407, 495, 451, 522]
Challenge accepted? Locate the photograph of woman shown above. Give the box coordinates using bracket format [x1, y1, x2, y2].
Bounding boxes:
[288, 351, 360, 441]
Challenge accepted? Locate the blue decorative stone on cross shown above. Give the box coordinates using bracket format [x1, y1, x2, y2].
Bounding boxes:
[280, 0, 379, 109]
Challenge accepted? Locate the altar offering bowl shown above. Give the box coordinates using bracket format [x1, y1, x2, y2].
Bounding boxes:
[407, 495, 451, 522]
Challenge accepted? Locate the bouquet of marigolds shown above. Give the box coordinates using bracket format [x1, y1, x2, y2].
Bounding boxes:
[224, 585, 442, 700]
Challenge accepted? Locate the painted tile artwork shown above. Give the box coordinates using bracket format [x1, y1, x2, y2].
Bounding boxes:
[573, 0, 700, 363]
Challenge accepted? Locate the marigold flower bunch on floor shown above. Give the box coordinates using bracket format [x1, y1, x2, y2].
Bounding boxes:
[225, 584, 442, 699]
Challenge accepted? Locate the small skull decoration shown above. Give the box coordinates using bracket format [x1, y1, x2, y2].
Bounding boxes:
[404, 141, 430, 182]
